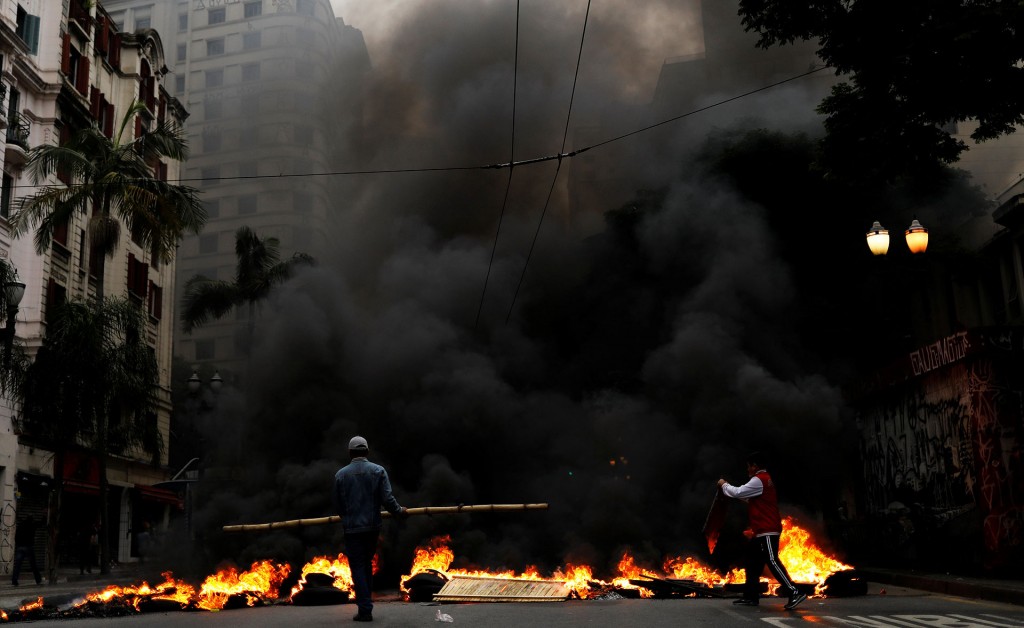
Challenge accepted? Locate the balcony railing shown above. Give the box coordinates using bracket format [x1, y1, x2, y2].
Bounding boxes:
[6, 112, 30, 149]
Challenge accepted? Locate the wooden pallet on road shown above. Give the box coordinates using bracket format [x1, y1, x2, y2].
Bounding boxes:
[432, 576, 570, 602]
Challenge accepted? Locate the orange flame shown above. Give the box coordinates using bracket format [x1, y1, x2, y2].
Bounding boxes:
[779, 516, 851, 595]
[610, 552, 658, 598]
[19, 597, 44, 612]
[289, 552, 371, 599]
[195, 560, 290, 611]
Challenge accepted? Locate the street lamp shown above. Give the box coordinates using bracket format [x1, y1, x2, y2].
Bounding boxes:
[866, 219, 929, 256]
[187, 368, 223, 395]
[2, 269, 26, 364]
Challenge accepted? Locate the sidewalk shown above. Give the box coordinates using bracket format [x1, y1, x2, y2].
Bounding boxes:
[0, 563, 146, 609]
[857, 568, 1024, 607]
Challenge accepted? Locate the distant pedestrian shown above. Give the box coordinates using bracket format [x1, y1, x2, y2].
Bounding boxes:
[78, 520, 98, 574]
[333, 436, 407, 622]
[12, 515, 43, 586]
[136, 521, 153, 564]
[717, 451, 806, 611]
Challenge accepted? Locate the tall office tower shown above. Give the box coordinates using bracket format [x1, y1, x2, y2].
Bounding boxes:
[104, 0, 370, 380]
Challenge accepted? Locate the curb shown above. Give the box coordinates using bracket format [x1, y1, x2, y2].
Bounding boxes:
[858, 569, 1024, 607]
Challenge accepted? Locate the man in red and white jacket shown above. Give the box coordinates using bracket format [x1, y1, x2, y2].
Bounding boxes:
[718, 452, 806, 610]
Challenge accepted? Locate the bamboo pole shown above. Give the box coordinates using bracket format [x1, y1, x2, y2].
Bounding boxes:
[222, 503, 549, 532]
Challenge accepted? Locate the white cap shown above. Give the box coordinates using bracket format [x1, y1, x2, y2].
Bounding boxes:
[348, 436, 368, 451]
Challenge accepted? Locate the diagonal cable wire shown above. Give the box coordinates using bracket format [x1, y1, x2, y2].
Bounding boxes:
[505, 0, 592, 324]
[475, 0, 520, 331]
[12, 66, 831, 195]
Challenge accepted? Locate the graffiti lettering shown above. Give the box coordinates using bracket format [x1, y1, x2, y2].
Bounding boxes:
[909, 332, 970, 376]
[0, 503, 14, 575]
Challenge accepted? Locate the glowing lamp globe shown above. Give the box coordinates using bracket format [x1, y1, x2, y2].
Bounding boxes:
[905, 219, 928, 254]
[866, 221, 890, 256]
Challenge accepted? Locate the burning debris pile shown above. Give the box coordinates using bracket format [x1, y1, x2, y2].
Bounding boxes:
[397, 517, 865, 602]
[0, 517, 862, 621]
[0, 560, 290, 622]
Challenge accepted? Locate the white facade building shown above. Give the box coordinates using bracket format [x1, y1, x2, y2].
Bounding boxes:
[0, 0, 186, 569]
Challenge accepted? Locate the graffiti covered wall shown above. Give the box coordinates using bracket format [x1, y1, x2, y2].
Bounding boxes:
[855, 330, 1024, 571]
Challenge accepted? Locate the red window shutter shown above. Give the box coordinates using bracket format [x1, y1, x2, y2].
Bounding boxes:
[77, 57, 90, 94]
[97, 17, 108, 53]
[154, 285, 163, 319]
[45, 278, 56, 321]
[90, 87, 100, 117]
[127, 253, 136, 291]
[103, 103, 115, 137]
[61, 33, 71, 75]
[111, 34, 122, 66]
[57, 125, 72, 183]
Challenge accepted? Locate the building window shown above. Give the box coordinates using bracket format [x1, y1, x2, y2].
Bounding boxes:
[15, 5, 41, 53]
[126, 253, 149, 299]
[195, 339, 215, 361]
[209, 8, 226, 24]
[147, 281, 163, 320]
[296, 0, 315, 16]
[0, 173, 12, 218]
[45, 279, 68, 323]
[206, 38, 224, 56]
[135, 16, 151, 30]
[241, 63, 260, 82]
[244, 2, 262, 18]
[175, 75, 185, 92]
[238, 194, 257, 215]
[243, 31, 261, 50]
[199, 234, 218, 255]
[178, 12, 188, 31]
[203, 130, 221, 151]
[201, 166, 220, 185]
[239, 131, 258, 149]
[176, 43, 186, 62]
[206, 100, 222, 119]
[238, 161, 257, 178]
[206, 68, 223, 87]
[204, 198, 220, 219]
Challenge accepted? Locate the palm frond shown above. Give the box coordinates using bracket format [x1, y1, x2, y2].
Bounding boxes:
[180, 276, 242, 333]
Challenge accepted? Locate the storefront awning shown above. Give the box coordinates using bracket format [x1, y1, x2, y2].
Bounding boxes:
[135, 485, 183, 508]
[64, 479, 100, 495]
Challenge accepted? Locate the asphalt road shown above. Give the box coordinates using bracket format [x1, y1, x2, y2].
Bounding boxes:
[6, 584, 1024, 627]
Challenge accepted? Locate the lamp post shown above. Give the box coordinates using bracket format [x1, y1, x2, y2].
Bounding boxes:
[2, 269, 26, 367]
[866, 219, 929, 256]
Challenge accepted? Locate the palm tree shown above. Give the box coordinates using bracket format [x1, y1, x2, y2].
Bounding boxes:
[181, 226, 314, 341]
[11, 101, 206, 301]
[19, 297, 160, 580]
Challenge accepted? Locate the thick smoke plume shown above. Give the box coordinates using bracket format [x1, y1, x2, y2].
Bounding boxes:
[177, 0, 860, 583]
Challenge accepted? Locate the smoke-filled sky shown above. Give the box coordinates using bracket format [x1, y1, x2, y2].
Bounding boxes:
[186, 0, 867, 583]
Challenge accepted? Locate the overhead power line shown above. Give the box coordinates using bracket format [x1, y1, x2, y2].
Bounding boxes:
[475, 0, 521, 331]
[11, 65, 831, 195]
[504, 0, 592, 325]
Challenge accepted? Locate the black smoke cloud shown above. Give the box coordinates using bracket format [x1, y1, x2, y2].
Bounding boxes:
[184, 0, 853, 582]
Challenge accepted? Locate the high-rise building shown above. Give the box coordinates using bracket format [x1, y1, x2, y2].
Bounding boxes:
[104, 0, 370, 379]
[0, 0, 186, 567]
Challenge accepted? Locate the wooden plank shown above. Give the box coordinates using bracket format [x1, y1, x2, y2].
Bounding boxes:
[432, 576, 570, 602]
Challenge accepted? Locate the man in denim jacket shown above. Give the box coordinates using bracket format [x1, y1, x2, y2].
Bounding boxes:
[333, 436, 407, 622]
